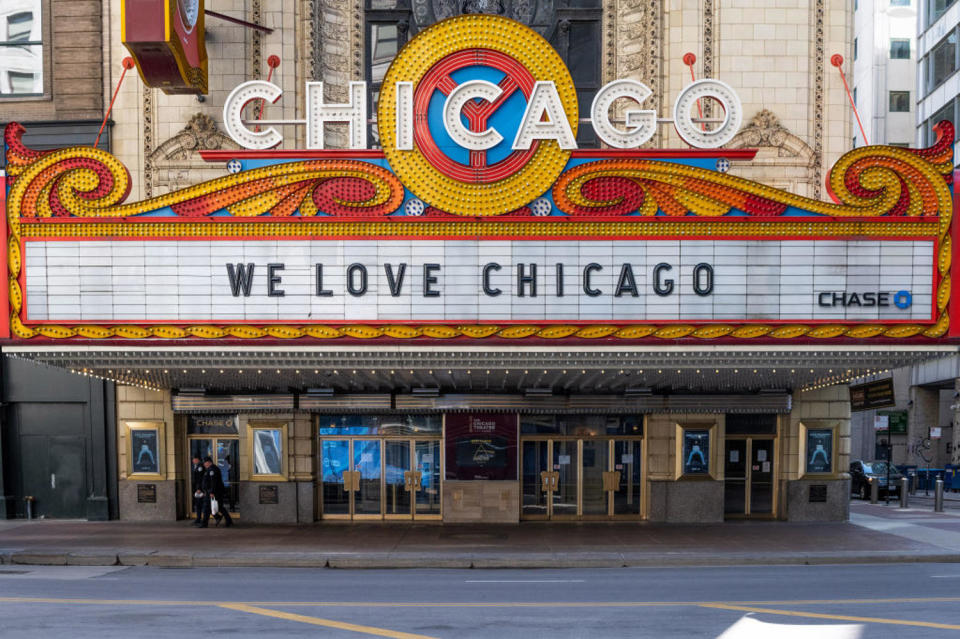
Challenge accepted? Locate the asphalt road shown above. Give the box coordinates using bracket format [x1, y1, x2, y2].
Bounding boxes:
[1, 563, 959, 638]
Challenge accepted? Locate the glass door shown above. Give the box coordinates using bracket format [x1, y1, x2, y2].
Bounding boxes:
[612, 440, 642, 516]
[188, 437, 239, 516]
[750, 439, 775, 515]
[724, 438, 776, 517]
[724, 439, 748, 515]
[580, 439, 608, 517]
[521, 440, 551, 519]
[384, 440, 411, 518]
[414, 439, 442, 518]
[551, 440, 579, 518]
[352, 439, 382, 517]
[320, 439, 350, 516]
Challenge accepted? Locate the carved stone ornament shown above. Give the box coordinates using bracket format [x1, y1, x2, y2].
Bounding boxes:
[149, 113, 240, 162]
[735, 109, 790, 149]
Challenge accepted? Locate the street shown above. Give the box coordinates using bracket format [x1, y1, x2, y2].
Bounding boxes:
[1, 563, 959, 638]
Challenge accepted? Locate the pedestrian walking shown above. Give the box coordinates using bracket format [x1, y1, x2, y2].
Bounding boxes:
[190, 455, 204, 526]
[198, 456, 233, 528]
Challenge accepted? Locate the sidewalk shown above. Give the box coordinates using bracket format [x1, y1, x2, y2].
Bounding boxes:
[2, 511, 960, 569]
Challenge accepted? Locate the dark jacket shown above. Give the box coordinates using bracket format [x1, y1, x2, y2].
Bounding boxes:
[200, 464, 226, 499]
[191, 462, 204, 493]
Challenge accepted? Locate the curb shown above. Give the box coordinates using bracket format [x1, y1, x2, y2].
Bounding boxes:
[1, 550, 958, 569]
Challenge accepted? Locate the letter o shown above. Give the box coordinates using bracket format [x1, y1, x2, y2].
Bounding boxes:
[672, 79, 743, 149]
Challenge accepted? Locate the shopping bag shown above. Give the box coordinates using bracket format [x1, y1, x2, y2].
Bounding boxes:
[210, 496, 219, 516]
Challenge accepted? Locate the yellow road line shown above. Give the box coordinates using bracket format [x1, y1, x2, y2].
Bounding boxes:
[702, 603, 960, 630]
[219, 603, 438, 639]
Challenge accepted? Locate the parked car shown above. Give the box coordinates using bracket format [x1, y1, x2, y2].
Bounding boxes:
[850, 460, 903, 499]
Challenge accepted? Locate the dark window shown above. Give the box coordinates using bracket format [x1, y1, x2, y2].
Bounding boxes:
[889, 90, 910, 112]
[925, 99, 955, 145]
[890, 38, 910, 59]
[928, 31, 958, 91]
[0, 5, 43, 97]
[363, 0, 602, 147]
[725, 414, 778, 436]
[854, 37, 858, 61]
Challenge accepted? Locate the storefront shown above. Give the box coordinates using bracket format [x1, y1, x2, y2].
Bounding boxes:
[1, 15, 957, 524]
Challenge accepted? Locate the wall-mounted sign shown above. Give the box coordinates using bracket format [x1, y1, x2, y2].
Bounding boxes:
[879, 410, 908, 435]
[121, 0, 207, 94]
[682, 429, 711, 476]
[187, 415, 239, 435]
[445, 413, 517, 481]
[850, 379, 896, 411]
[2, 15, 956, 345]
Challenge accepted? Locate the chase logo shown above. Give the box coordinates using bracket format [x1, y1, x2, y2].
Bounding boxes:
[817, 290, 912, 309]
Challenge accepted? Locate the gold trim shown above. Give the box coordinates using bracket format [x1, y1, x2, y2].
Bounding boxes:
[125, 420, 166, 480]
[19, 220, 941, 239]
[247, 420, 289, 482]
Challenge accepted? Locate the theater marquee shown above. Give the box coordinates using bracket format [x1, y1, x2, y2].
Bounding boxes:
[2, 15, 957, 342]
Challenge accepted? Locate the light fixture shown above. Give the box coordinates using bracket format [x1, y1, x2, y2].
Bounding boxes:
[624, 386, 653, 397]
[524, 388, 553, 398]
[411, 387, 440, 397]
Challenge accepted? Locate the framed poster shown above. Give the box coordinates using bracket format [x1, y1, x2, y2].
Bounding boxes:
[801, 421, 839, 476]
[247, 421, 287, 480]
[676, 423, 717, 479]
[445, 414, 517, 480]
[126, 421, 165, 479]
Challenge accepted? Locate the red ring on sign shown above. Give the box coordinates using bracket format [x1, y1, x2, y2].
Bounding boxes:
[413, 49, 538, 185]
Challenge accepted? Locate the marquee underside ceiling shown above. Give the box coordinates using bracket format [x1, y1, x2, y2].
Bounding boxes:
[4, 346, 955, 396]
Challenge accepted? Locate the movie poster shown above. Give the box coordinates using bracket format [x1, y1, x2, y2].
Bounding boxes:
[445, 414, 517, 480]
[682, 429, 710, 475]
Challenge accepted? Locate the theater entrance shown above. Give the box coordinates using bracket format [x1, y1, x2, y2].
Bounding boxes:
[521, 416, 644, 520]
[723, 415, 779, 518]
[317, 415, 442, 520]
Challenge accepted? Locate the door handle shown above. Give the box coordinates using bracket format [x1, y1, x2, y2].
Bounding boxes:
[541, 471, 559, 491]
[602, 471, 621, 492]
[404, 471, 422, 492]
[343, 471, 361, 491]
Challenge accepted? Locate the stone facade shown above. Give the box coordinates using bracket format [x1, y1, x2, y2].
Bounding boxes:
[0, 0, 105, 124]
[104, 0, 853, 201]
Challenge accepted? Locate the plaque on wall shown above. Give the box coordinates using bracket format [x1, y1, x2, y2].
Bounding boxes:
[445, 414, 517, 481]
[809, 485, 828, 503]
[137, 484, 157, 504]
[259, 485, 279, 505]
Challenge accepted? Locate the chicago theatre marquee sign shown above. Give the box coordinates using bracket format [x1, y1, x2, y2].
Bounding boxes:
[1, 15, 958, 342]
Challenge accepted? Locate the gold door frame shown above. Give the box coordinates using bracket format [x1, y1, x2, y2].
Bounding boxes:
[724, 433, 779, 520]
[520, 435, 645, 521]
[185, 434, 240, 517]
[319, 435, 444, 521]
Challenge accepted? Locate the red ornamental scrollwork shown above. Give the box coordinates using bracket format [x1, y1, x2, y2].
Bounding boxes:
[3, 123, 405, 220]
[552, 121, 955, 219]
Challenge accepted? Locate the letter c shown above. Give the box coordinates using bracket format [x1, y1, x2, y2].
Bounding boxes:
[223, 80, 283, 150]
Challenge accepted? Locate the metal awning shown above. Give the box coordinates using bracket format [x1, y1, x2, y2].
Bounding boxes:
[4, 345, 955, 396]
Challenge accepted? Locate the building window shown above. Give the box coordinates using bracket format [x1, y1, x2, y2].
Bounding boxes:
[0, 1, 43, 96]
[889, 0, 910, 5]
[890, 38, 910, 59]
[889, 90, 910, 112]
[363, 0, 602, 147]
[854, 37, 858, 61]
[930, 0, 957, 25]
[925, 99, 956, 144]
[928, 31, 958, 92]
